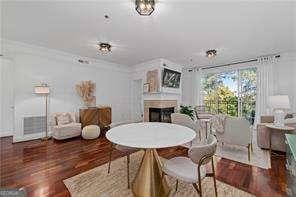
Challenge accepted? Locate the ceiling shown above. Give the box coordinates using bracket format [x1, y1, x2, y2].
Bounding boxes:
[1, 1, 296, 67]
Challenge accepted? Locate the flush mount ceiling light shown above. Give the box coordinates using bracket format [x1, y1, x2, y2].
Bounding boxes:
[135, 0, 155, 16]
[206, 49, 217, 58]
[98, 42, 111, 53]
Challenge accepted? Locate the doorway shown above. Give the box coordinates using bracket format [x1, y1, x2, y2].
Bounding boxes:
[132, 79, 143, 122]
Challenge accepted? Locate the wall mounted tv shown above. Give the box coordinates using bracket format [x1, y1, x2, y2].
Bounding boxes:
[162, 68, 181, 88]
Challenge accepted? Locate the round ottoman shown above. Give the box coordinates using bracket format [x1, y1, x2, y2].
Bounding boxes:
[82, 125, 100, 139]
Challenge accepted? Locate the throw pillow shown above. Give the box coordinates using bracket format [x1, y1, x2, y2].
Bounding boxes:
[56, 113, 72, 125]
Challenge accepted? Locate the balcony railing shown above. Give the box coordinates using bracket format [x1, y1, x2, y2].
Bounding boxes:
[203, 99, 256, 124]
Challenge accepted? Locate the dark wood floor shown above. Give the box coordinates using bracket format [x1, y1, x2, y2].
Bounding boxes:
[0, 136, 286, 197]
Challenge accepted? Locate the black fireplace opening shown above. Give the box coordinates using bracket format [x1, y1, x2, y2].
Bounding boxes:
[149, 107, 175, 123]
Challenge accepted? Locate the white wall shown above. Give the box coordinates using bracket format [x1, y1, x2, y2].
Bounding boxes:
[273, 52, 296, 112]
[2, 40, 132, 142]
[0, 58, 14, 137]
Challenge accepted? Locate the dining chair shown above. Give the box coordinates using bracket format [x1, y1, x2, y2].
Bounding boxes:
[107, 125, 139, 189]
[162, 134, 218, 197]
[171, 113, 201, 146]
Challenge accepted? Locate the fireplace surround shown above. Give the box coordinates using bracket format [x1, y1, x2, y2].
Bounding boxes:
[149, 107, 175, 122]
[144, 100, 177, 122]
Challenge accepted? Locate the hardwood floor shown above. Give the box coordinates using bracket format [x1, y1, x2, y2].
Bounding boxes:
[0, 136, 286, 197]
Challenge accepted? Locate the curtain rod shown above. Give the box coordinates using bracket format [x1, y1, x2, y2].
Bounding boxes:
[197, 54, 281, 71]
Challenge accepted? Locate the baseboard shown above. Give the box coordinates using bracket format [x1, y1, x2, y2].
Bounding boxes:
[0, 131, 13, 137]
[13, 132, 52, 143]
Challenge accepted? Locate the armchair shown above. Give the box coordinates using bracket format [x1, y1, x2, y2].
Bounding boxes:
[50, 112, 82, 140]
[215, 116, 252, 161]
[257, 115, 296, 152]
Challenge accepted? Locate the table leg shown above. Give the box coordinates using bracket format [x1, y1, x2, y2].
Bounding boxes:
[132, 149, 170, 197]
[205, 122, 208, 139]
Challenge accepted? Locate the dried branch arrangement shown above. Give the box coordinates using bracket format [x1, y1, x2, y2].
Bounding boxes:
[75, 80, 96, 107]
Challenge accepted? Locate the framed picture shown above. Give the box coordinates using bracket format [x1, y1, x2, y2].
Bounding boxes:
[143, 83, 150, 93]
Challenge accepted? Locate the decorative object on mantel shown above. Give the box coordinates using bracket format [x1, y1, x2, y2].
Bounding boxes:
[146, 69, 159, 92]
[180, 105, 194, 120]
[34, 83, 50, 140]
[76, 80, 96, 107]
[143, 83, 150, 93]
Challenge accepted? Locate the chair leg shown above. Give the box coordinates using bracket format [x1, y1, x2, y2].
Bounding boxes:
[198, 180, 202, 197]
[247, 144, 251, 162]
[199, 130, 202, 141]
[212, 158, 218, 197]
[175, 179, 179, 192]
[192, 183, 200, 194]
[127, 154, 130, 189]
[250, 142, 253, 152]
[107, 143, 114, 174]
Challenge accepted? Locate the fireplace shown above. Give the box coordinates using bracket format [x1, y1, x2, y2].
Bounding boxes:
[149, 107, 175, 123]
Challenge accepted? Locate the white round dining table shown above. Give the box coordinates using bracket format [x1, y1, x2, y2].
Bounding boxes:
[106, 122, 196, 197]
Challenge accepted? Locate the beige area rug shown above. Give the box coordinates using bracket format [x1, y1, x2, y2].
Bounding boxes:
[64, 151, 253, 197]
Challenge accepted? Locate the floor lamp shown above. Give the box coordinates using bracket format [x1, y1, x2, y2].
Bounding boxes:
[34, 83, 50, 140]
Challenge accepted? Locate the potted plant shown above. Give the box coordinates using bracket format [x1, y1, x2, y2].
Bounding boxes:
[180, 105, 194, 120]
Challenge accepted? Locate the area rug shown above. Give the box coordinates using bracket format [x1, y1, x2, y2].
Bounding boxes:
[64, 151, 253, 197]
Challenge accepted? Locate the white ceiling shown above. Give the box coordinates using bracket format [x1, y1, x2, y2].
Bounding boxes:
[1, 0, 296, 67]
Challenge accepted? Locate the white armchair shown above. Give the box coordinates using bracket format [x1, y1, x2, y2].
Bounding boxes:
[50, 112, 82, 140]
[171, 113, 201, 147]
[215, 116, 252, 161]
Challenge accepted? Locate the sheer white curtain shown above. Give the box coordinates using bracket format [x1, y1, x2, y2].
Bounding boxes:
[192, 70, 203, 106]
[255, 57, 276, 124]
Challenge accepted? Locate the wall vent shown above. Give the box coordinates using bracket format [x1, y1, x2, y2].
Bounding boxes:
[23, 116, 46, 135]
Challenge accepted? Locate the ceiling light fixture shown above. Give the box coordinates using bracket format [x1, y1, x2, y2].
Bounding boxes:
[135, 0, 155, 16]
[98, 42, 111, 53]
[206, 49, 217, 58]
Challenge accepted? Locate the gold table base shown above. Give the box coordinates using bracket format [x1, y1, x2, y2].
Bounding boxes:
[132, 149, 170, 197]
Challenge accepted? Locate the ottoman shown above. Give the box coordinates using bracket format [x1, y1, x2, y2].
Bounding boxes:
[82, 125, 100, 139]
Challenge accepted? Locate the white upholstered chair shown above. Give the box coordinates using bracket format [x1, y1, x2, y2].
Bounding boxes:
[107, 123, 139, 189]
[215, 116, 252, 161]
[171, 113, 201, 147]
[50, 112, 81, 140]
[162, 134, 218, 197]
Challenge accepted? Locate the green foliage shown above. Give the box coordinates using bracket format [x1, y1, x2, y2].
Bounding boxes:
[180, 105, 194, 119]
[202, 68, 257, 123]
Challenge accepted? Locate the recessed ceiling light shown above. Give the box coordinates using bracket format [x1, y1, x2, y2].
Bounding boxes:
[135, 0, 155, 16]
[206, 49, 217, 58]
[98, 42, 111, 54]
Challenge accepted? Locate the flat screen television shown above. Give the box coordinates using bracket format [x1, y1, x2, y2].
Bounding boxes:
[162, 68, 181, 88]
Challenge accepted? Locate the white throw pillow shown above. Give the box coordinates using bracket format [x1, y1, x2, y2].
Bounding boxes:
[56, 113, 72, 125]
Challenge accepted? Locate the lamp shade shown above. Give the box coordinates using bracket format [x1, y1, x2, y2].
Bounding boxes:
[269, 95, 290, 109]
[34, 84, 50, 94]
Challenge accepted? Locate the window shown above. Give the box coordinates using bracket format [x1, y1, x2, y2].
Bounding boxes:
[202, 67, 257, 124]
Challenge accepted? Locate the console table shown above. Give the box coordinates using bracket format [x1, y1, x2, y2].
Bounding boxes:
[79, 107, 111, 130]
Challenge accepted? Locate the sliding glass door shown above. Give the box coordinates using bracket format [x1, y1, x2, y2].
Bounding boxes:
[202, 67, 257, 124]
